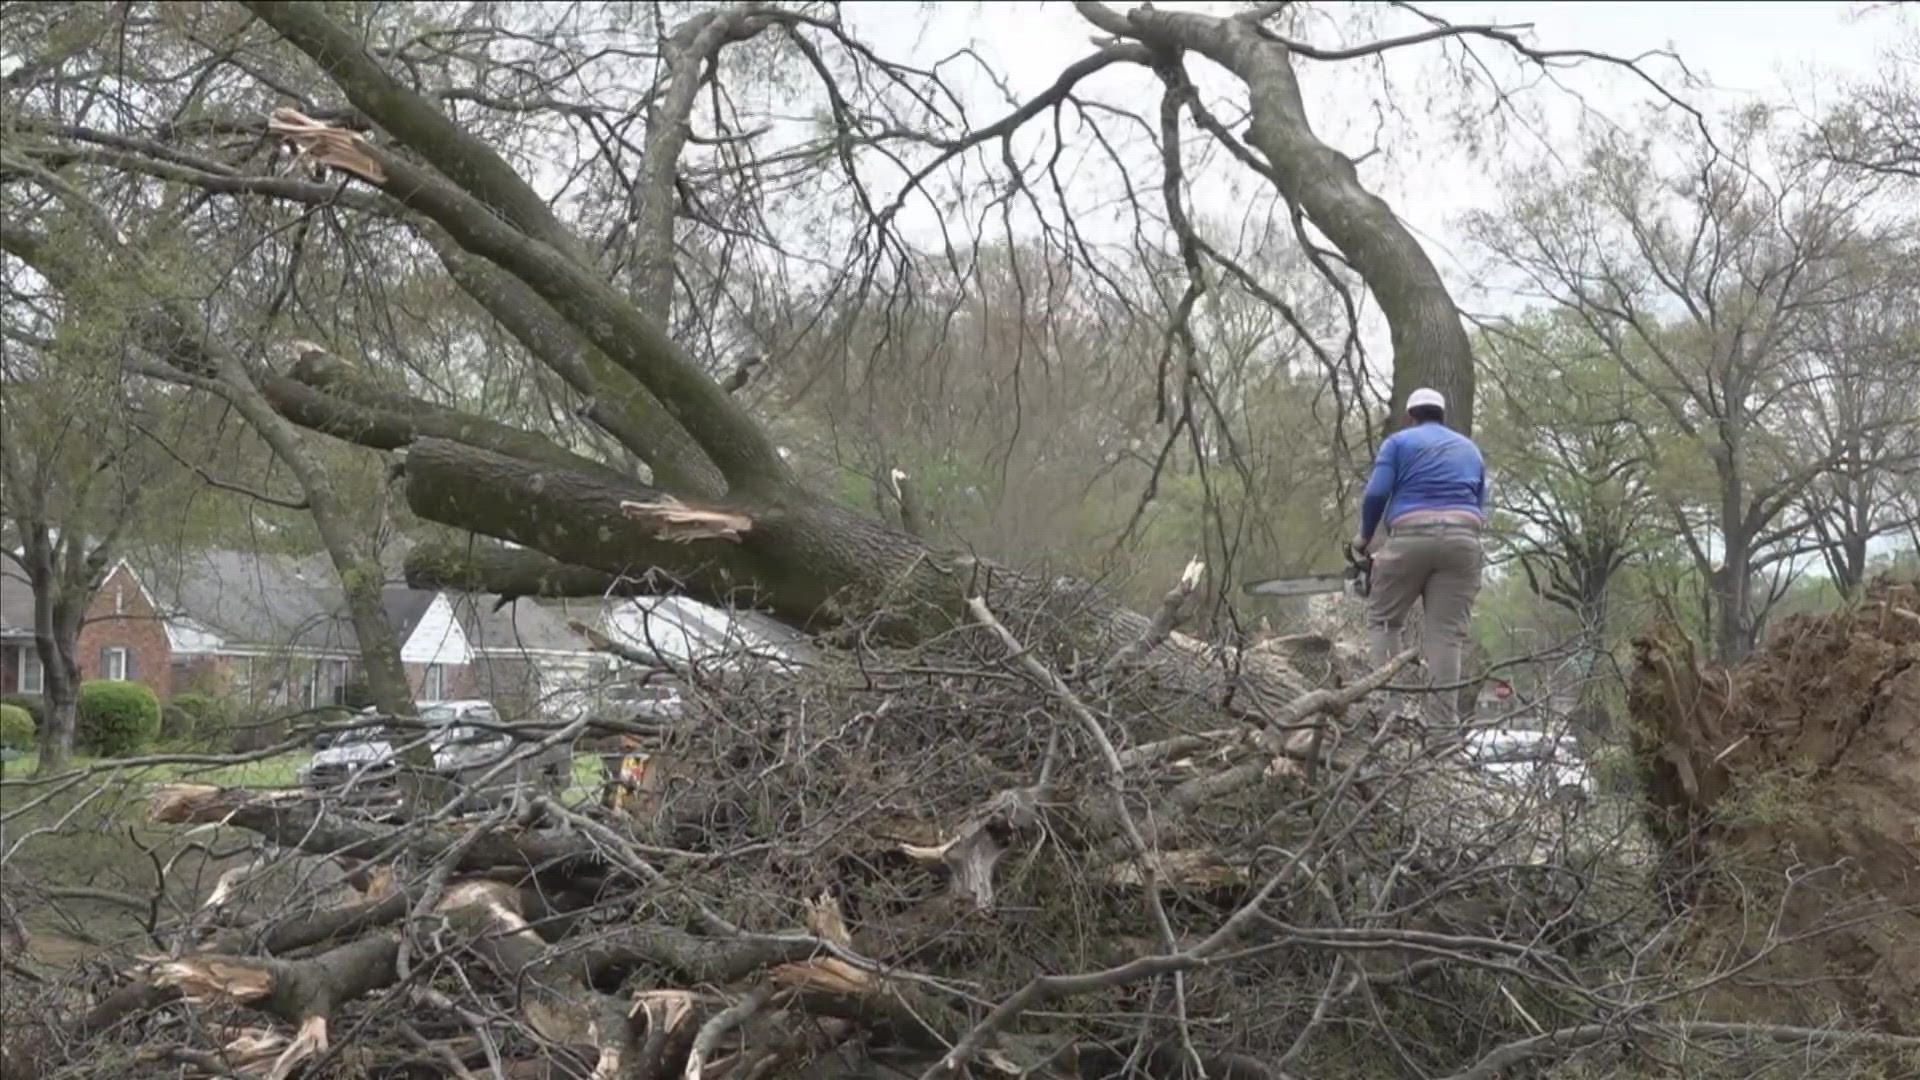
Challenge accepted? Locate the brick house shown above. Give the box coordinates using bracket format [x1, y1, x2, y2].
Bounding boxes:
[0, 572, 41, 695]
[1, 550, 601, 716]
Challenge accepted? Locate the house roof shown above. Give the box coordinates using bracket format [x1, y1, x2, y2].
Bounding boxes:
[0, 566, 35, 639]
[5, 543, 815, 670]
[447, 592, 587, 656]
[599, 594, 812, 669]
[135, 549, 534, 658]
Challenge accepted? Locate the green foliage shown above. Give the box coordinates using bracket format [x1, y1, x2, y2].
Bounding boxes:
[158, 703, 195, 745]
[340, 678, 374, 711]
[0, 704, 35, 750]
[1, 693, 46, 726]
[77, 680, 162, 756]
[166, 692, 240, 749]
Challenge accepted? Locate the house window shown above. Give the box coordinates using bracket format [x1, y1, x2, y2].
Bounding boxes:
[423, 663, 446, 701]
[302, 660, 347, 707]
[101, 646, 130, 681]
[18, 651, 43, 694]
[320, 658, 350, 705]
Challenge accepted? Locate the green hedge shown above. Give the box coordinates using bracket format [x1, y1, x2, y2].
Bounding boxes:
[159, 703, 194, 745]
[0, 704, 33, 750]
[77, 680, 162, 756]
[162, 691, 215, 745]
[162, 692, 240, 747]
[0, 693, 44, 726]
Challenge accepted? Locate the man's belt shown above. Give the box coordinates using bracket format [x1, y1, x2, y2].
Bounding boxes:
[1388, 514, 1483, 534]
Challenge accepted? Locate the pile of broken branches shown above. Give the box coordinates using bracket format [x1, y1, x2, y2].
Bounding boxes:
[5, 587, 1913, 1080]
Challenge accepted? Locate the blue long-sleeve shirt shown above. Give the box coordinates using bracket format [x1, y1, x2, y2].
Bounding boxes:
[1359, 422, 1487, 541]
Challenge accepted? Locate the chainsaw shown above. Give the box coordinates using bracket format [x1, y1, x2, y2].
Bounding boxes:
[1242, 542, 1373, 600]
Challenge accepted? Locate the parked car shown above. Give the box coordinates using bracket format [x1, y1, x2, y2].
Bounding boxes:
[299, 700, 572, 803]
[1460, 726, 1594, 801]
[602, 679, 684, 723]
[301, 714, 397, 784]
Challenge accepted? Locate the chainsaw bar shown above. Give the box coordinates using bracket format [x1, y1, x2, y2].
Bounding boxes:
[1241, 575, 1350, 598]
[1243, 543, 1374, 600]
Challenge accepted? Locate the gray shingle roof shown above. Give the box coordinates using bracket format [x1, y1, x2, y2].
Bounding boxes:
[0, 567, 36, 638]
[138, 549, 464, 654]
[447, 592, 588, 655]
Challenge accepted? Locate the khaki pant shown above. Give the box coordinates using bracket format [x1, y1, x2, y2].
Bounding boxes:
[1368, 524, 1484, 723]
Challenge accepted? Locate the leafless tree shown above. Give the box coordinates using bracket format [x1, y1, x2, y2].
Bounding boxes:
[1813, 20, 1918, 183]
[10, 4, 1912, 1079]
[1781, 253, 1920, 594]
[1472, 105, 1915, 660]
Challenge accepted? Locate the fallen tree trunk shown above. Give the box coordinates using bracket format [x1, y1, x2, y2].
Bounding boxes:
[229, 0, 1336, 727]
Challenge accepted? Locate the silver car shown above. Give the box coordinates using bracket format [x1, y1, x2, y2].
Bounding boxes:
[300, 700, 571, 799]
[1460, 727, 1594, 800]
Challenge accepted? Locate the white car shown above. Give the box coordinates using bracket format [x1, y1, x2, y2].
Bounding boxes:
[602, 679, 684, 723]
[299, 700, 569, 793]
[1460, 727, 1594, 799]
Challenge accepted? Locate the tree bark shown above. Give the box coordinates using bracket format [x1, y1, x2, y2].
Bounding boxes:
[1075, 1, 1475, 433]
[1710, 548, 1755, 665]
[244, 0, 796, 498]
[28, 559, 87, 774]
[239, 0, 1326, 722]
[419, 227, 726, 498]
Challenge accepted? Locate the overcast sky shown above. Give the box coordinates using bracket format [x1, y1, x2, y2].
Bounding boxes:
[843, 1, 1907, 316]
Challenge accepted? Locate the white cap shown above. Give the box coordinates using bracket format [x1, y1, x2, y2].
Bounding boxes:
[1407, 387, 1446, 412]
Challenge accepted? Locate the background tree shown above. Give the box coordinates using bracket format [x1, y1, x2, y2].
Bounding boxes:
[1474, 310, 1660, 741]
[0, 221, 227, 770]
[1779, 249, 1920, 595]
[1472, 105, 1914, 660]
[0, 362, 153, 773]
[1815, 25, 1918, 183]
[1477, 311, 1659, 641]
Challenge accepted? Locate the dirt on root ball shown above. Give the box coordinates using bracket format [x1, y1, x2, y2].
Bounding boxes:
[1629, 576, 1920, 1032]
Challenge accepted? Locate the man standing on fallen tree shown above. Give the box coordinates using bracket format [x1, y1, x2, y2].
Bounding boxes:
[1354, 388, 1488, 723]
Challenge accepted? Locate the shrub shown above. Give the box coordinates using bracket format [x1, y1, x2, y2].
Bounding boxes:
[0, 693, 45, 727]
[0, 704, 33, 750]
[231, 709, 294, 753]
[340, 678, 374, 711]
[163, 692, 238, 748]
[77, 681, 161, 756]
[159, 704, 195, 745]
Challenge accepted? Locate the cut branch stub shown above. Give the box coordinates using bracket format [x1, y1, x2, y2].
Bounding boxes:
[899, 787, 1045, 911]
[141, 956, 276, 1005]
[620, 496, 752, 543]
[770, 891, 875, 996]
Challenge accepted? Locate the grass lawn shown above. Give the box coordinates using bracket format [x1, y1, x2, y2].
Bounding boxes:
[2, 749, 309, 787]
[2, 748, 613, 962]
[4, 749, 609, 791]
